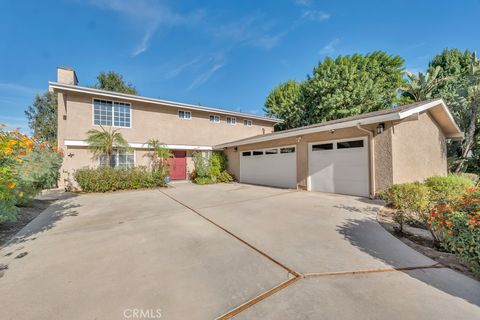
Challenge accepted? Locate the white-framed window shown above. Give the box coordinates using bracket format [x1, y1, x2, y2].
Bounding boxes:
[178, 110, 192, 120]
[99, 150, 135, 169]
[227, 117, 236, 125]
[209, 115, 220, 123]
[243, 119, 252, 127]
[93, 99, 131, 127]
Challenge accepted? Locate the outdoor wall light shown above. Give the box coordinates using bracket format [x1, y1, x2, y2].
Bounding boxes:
[330, 129, 335, 134]
[376, 123, 385, 134]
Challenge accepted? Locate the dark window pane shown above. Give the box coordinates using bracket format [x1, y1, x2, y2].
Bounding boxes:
[280, 147, 295, 154]
[337, 140, 364, 149]
[265, 149, 278, 155]
[242, 151, 251, 156]
[312, 143, 333, 151]
[253, 151, 263, 156]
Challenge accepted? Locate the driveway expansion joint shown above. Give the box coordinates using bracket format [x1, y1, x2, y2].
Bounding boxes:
[157, 190, 450, 319]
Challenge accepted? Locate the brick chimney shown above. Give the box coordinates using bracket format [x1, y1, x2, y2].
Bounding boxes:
[57, 67, 78, 85]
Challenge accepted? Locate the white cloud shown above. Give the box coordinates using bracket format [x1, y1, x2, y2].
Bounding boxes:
[211, 15, 284, 50]
[295, 0, 312, 6]
[319, 38, 341, 55]
[88, 0, 204, 56]
[0, 83, 40, 96]
[165, 57, 202, 79]
[302, 10, 330, 22]
[188, 63, 225, 91]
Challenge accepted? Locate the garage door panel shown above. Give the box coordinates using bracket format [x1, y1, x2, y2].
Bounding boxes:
[240, 150, 296, 189]
[308, 137, 369, 197]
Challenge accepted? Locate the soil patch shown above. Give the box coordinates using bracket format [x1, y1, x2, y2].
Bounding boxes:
[377, 207, 479, 281]
[0, 199, 53, 248]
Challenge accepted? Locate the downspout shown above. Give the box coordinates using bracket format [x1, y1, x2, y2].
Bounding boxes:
[356, 124, 376, 199]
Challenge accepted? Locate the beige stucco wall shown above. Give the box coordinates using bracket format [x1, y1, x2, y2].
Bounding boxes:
[223, 114, 448, 196]
[224, 126, 382, 192]
[57, 91, 274, 146]
[56, 90, 275, 188]
[391, 112, 448, 184]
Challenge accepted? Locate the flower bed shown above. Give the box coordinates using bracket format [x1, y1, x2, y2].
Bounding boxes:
[0, 126, 62, 222]
[430, 188, 480, 273]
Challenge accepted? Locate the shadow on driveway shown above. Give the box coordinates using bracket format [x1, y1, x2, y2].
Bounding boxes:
[337, 218, 480, 307]
[3, 193, 80, 249]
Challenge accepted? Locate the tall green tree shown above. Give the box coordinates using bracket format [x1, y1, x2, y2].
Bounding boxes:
[302, 51, 405, 124]
[86, 126, 129, 167]
[400, 66, 445, 102]
[24, 92, 57, 144]
[94, 71, 138, 95]
[429, 49, 477, 172]
[264, 80, 303, 130]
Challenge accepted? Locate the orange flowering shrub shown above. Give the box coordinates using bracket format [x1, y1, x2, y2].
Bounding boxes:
[0, 125, 62, 222]
[430, 188, 480, 272]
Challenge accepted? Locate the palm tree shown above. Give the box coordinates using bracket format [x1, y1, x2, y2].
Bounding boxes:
[146, 138, 173, 176]
[86, 126, 129, 167]
[401, 66, 446, 102]
[454, 55, 480, 172]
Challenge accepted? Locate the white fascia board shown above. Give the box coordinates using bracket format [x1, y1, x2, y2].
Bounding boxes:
[48, 82, 282, 124]
[64, 140, 213, 150]
[216, 112, 402, 148]
[217, 99, 465, 148]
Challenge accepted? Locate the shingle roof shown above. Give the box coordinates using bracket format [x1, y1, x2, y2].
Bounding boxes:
[216, 98, 454, 147]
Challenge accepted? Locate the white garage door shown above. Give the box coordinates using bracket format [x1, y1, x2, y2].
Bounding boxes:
[308, 137, 369, 197]
[240, 146, 297, 189]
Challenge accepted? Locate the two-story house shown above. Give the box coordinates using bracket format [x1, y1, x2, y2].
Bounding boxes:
[49, 67, 281, 188]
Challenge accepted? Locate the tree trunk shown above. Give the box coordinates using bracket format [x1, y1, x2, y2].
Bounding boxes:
[454, 92, 480, 173]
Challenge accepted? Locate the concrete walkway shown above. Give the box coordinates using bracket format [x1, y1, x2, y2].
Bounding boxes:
[0, 183, 479, 319]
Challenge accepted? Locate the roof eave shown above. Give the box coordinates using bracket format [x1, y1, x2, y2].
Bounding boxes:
[216, 99, 464, 148]
[48, 82, 283, 123]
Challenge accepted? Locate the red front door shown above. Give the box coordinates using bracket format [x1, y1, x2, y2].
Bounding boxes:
[168, 150, 187, 180]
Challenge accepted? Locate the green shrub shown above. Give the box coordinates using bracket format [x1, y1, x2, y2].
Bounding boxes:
[430, 188, 480, 273]
[192, 151, 233, 184]
[424, 175, 474, 205]
[194, 177, 214, 185]
[74, 167, 166, 193]
[192, 151, 210, 178]
[16, 149, 63, 205]
[384, 182, 431, 232]
[217, 171, 234, 183]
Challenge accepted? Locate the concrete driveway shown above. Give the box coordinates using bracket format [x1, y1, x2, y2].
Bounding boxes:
[0, 183, 479, 320]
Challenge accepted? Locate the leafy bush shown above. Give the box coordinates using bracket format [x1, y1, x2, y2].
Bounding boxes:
[384, 182, 431, 232]
[424, 175, 474, 205]
[0, 126, 62, 222]
[217, 171, 234, 183]
[192, 151, 233, 184]
[430, 188, 480, 273]
[74, 167, 166, 193]
[192, 151, 210, 178]
[194, 177, 214, 185]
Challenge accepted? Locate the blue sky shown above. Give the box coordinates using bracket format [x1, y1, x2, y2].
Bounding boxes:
[1, 0, 479, 132]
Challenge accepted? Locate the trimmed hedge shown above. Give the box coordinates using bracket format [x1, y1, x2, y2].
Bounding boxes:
[74, 167, 166, 193]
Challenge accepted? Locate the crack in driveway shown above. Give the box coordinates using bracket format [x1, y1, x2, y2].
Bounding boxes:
[158, 189, 447, 319]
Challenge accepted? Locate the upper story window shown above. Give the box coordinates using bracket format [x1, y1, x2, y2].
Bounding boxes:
[93, 99, 131, 128]
[243, 119, 252, 127]
[209, 115, 220, 123]
[227, 117, 236, 125]
[178, 110, 192, 120]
